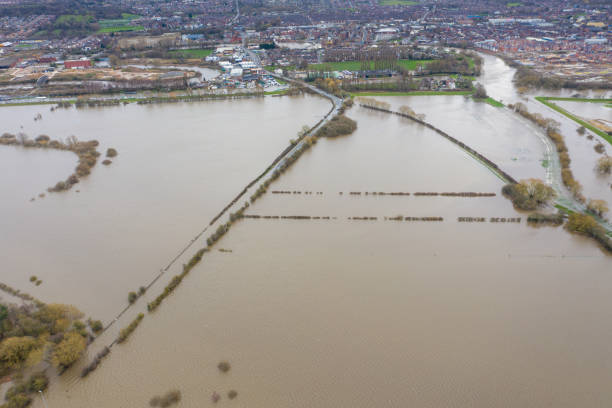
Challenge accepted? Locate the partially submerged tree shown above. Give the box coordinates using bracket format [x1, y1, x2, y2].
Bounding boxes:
[51, 332, 86, 370]
[150, 390, 181, 407]
[502, 179, 556, 210]
[398, 105, 426, 120]
[473, 83, 488, 99]
[356, 97, 390, 110]
[587, 199, 609, 218]
[0, 337, 39, 372]
[596, 156, 612, 175]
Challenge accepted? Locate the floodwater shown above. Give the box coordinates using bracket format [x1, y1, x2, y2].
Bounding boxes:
[26, 91, 612, 408]
[2, 54, 611, 408]
[478, 53, 612, 202]
[0, 94, 331, 321]
[556, 100, 612, 124]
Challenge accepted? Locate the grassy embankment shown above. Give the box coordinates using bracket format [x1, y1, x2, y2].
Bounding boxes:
[535, 97, 612, 145]
[482, 97, 504, 107]
[264, 89, 289, 96]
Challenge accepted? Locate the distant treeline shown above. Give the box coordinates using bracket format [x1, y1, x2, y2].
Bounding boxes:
[425, 53, 481, 76]
[37, 78, 193, 97]
[341, 75, 473, 92]
[323, 46, 433, 63]
[0, 0, 126, 18]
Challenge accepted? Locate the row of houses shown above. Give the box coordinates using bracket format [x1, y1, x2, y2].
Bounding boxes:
[0, 54, 92, 69]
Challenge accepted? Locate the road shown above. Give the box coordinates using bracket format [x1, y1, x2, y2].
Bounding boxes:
[227, 0, 240, 26]
[514, 106, 612, 234]
[268, 73, 343, 171]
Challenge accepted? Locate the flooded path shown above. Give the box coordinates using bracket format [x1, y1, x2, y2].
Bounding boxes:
[478, 53, 612, 205]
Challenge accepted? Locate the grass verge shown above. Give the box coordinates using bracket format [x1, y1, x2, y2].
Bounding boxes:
[264, 89, 289, 96]
[536, 96, 612, 145]
[97, 25, 144, 33]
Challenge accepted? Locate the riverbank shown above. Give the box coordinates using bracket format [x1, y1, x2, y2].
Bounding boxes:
[0, 91, 273, 108]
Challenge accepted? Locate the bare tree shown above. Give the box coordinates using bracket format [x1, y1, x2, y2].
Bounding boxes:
[596, 156, 612, 175]
[587, 199, 609, 218]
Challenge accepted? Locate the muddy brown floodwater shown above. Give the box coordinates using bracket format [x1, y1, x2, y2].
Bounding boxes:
[0, 94, 331, 321]
[1, 55, 611, 408]
[478, 53, 612, 202]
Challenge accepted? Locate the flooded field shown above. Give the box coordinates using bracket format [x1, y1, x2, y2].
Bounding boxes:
[0, 94, 331, 321]
[355, 96, 547, 182]
[2, 54, 611, 408]
[20, 97, 612, 408]
[556, 100, 612, 124]
[478, 53, 612, 203]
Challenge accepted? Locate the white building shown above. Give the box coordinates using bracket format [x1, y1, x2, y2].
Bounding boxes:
[239, 61, 256, 69]
[375, 27, 399, 42]
[230, 68, 243, 77]
[585, 38, 607, 45]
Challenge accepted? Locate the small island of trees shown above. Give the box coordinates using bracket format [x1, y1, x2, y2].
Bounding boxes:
[0, 300, 94, 407]
[0, 132, 113, 198]
[502, 179, 556, 211]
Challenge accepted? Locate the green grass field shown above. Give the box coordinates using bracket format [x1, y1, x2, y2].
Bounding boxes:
[378, 0, 418, 5]
[299, 59, 434, 72]
[265, 65, 296, 72]
[507, 2, 521, 7]
[169, 49, 213, 58]
[98, 14, 140, 27]
[430, 73, 476, 80]
[97, 14, 142, 33]
[537, 97, 612, 104]
[536, 96, 612, 145]
[97, 25, 144, 33]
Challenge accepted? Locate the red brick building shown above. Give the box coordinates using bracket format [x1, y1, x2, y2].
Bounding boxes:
[64, 59, 92, 69]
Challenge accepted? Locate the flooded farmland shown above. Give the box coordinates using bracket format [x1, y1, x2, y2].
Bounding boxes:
[478, 53, 612, 202]
[555, 100, 612, 124]
[1, 55, 611, 408]
[0, 94, 331, 321]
